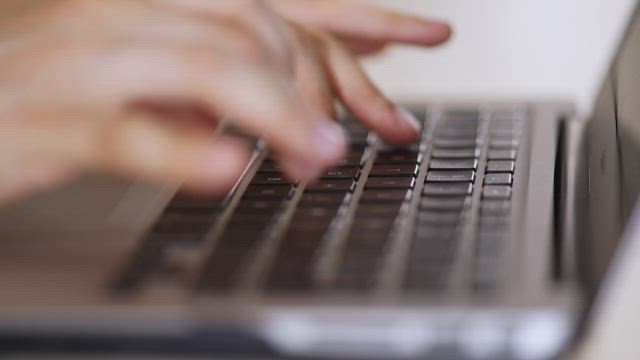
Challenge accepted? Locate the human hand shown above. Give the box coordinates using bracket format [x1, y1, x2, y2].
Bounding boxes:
[0, 0, 450, 204]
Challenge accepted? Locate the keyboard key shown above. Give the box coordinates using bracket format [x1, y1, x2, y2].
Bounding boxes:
[488, 149, 517, 160]
[423, 183, 473, 196]
[337, 152, 366, 167]
[426, 170, 475, 183]
[420, 196, 470, 211]
[445, 109, 480, 119]
[436, 128, 478, 139]
[481, 200, 511, 214]
[490, 139, 519, 149]
[484, 173, 513, 185]
[306, 179, 355, 192]
[429, 159, 478, 170]
[483, 185, 512, 199]
[226, 213, 274, 227]
[357, 203, 403, 217]
[369, 164, 419, 177]
[243, 185, 294, 199]
[375, 149, 421, 164]
[235, 199, 284, 212]
[486, 160, 515, 173]
[433, 138, 479, 148]
[360, 189, 409, 202]
[321, 167, 359, 179]
[365, 177, 415, 189]
[299, 192, 347, 205]
[170, 192, 222, 211]
[416, 211, 462, 225]
[258, 162, 283, 173]
[431, 148, 480, 159]
[251, 173, 293, 185]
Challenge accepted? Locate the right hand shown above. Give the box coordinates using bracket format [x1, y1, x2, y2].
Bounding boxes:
[0, 0, 449, 203]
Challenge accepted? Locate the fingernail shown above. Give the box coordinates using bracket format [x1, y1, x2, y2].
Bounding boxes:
[312, 120, 347, 161]
[395, 107, 422, 134]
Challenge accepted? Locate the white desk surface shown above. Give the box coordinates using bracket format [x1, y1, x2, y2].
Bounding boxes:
[8, 1, 640, 359]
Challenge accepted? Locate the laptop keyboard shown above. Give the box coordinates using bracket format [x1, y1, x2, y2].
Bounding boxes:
[114, 106, 525, 296]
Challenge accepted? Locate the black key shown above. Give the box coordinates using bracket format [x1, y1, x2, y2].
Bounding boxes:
[479, 214, 510, 227]
[258, 162, 283, 173]
[357, 203, 402, 217]
[226, 213, 273, 227]
[483, 185, 512, 199]
[486, 160, 515, 173]
[337, 153, 365, 167]
[433, 138, 479, 149]
[481, 200, 511, 214]
[420, 196, 470, 211]
[490, 131, 520, 141]
[431, 148, 480, 159]
[490, 139, 519, 149]
[429, 159, 478, 170]
[294, 206, 340, 219]
[321, 167, 359, 179]
[170, 192, 222, 210]
[488, 149, 517, 160]
[251, 173, 293, 185]
[375, 149, 421, 164]
[416, 211, 462, 225]
[426, 170, 475, 183]
[306, 179, 355, 192]
[366, 177, 415, 189]
[423, 183, 473, 196]
[413, 224, 457, 240]
[436, 128, 478, 139]
[351, 216, 396, 231]
[243, 185, 294, 199]
[369, 164, 419, 177]
[445, 109, 480, 119]
[484, 173, 512, 185]
[235, 199, 284, 212]
[360, 190, 409, 202]
[299, 192, 347, 205]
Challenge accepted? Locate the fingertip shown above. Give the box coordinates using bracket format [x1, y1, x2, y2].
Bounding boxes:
[374, 107, 423, 145]
[187, 137, 252, 193]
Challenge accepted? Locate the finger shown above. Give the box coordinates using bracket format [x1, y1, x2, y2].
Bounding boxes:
[271, 0, 452, 46]
[317, 34, 421, 144]
[0, 165, 73, 205]
[45, 45, 346, 182]
[157, 0, 293, 68]
[80, 115, 253, 194]
[336, 35, 389, 55]
[127, 100, 221, 130]
[287, 22, 337, 119]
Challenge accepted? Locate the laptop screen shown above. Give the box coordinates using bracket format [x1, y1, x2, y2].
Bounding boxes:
[585, 5, 640, 290]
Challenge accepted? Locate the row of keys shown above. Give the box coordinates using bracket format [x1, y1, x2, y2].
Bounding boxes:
[473, 114, 523, 290]
[266, 117, 370, 291]
[199, 162, 296, 291]
[114, 192, 225, 291]
[336, 122, 424, 289]
[405, 110, 480, 292]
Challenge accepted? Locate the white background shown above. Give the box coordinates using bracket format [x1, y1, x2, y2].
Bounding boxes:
[364, 0, 636, 115]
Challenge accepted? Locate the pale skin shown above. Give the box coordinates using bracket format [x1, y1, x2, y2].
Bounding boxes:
[0, 0, 451, 204]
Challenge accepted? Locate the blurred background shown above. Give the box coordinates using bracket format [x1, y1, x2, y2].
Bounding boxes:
[365, 0, 635, 114]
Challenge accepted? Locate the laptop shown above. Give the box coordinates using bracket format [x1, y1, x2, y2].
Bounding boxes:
[1, 4, 640, 360]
